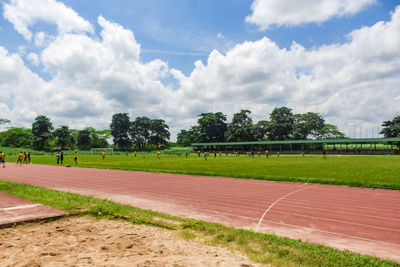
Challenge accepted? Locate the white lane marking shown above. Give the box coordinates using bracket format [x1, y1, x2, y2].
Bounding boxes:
[0, 204, 42, 211]
[256, 185, 313, 231]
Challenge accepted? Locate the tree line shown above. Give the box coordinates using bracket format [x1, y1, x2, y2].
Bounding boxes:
[177, 107, 346, 146]
[0, 110, 399, 150]
[109, 113, 170, 150]
[0, 115, 109, 150]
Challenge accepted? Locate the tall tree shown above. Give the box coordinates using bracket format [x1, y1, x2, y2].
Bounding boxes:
[77, 129, 92, 150]
[292, 112, 325, 139]
[268, 107, 294, 140]
[32, 115, 53, 150]
[54, 125, 75, 149]
[225, 110, 255, 142]
[177, 126, 200, 147]
[86, 128, 109, 148]
[253, 120, 270, 140]
[197, 112, 227, 142]
[319, 124, 346, 139]
[149, 119, 170, 146]
[380, 115, 400, 138]
[130, 116, 151, 150]
[110, 113, 132, 150]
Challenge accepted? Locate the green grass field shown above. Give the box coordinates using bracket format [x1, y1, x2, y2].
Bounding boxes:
[6, 153, 400, 189]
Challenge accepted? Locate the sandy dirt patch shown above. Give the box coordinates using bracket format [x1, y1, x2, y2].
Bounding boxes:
[0, 216, 262, 267]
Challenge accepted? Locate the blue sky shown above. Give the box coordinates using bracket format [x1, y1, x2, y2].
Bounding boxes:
[1, 0, 397, 75]
[0, 0, 400, 139]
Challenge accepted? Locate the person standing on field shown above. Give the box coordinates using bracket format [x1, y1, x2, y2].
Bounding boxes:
[60, 152, 64, 164]
[56, 152, 60, 164]
[0, 151, 5, 168]
[157, 150, 161, 159]
[102, 151, 105, 160]
[23, 152, 28, 164]
[16, 152, 23, 166]
[74, 151, 78, 164]
[28, 152, 31, 163]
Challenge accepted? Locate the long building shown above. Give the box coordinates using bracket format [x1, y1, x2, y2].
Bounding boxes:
[191, 137, 400, 155]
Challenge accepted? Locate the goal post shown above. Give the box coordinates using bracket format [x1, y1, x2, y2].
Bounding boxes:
[91, 148, 114, 156]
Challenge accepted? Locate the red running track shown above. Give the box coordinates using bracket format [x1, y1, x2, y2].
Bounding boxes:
[0, 164, 399, 262]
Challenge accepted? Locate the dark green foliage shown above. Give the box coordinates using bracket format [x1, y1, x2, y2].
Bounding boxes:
[197, 112, 227, 142]
[32, 115, 53, 150]
[110, 113, 132, 150]
[292, 112, 325, 139]
[77, 129, 92, 150]
[380, 115, 400, 138]
[268, 107, 294, 140]
[130, 117, 170, 149]
[54, 125, 75, 149]
[0, 127, 33, 147]
[177, 126, 200, 146]
[225, 109, 255, 142]
[149, 119, 170, 146]
[319, 124, 346, 139]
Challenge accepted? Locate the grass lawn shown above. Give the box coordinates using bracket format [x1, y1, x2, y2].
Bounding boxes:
[0, 180, 397, 267]
[6, 153, 400, 189]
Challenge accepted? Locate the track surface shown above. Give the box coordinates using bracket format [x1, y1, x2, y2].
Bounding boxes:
[1, 164, 399, 262]
[0, 191, 67, 226]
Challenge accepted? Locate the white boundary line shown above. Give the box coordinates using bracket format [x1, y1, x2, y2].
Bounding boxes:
[0, 204, 42, 212]
[255, 185, 313, 230]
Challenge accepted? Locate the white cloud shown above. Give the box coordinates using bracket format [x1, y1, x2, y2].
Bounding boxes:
[3, 0, 93, 41]
[171, 5, 400, 136]
[1, 0, 400, 141]
[246, 0, 377, 29]
[27, 52, 39, 66]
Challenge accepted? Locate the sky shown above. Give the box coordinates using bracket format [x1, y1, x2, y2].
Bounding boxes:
[0, 0, 399, 141]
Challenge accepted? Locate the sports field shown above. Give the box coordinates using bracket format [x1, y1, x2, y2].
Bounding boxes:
[8, 153, 400, 189]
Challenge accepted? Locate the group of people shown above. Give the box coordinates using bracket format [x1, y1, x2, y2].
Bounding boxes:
[16, 152, 31, 166]
[55, 151, 78, 165]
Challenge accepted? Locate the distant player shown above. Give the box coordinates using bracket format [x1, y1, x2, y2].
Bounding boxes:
[277, 152, 280, 158]
[157, 150, 161, 159]
[28, 152, 31, 163]
[23, 152, 28, 164]
[219, 151, 222, 157]
[74, 151, 78, 164]
[197, 150, 201, 157]
[56, 152, 60, 164]
[214, 151, 217, 158]
[102, 151, 105, 160]
[134, 151, 137, 157]
[60, 152, 64, 165]
[322, 150, 327, 160]
[185, 151, 188, 158]
[204, 151, 208, 160]
[0, 151, 5, 168]
[17, 152, 23, 165]
[265, 150, 269, 158]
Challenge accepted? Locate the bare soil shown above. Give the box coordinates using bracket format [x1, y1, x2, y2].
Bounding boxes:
[0, 216, 262, 267]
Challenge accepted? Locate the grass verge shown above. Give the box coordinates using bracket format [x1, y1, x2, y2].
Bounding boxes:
[0, 179, 397, 267]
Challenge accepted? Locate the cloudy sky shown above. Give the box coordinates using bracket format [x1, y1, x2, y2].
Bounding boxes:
[0, 0, 399, 140]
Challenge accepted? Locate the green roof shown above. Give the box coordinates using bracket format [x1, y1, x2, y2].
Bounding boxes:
[191, 137, 400, 146]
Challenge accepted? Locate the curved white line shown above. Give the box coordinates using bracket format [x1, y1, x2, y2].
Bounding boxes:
[256, 185, 313, 230]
